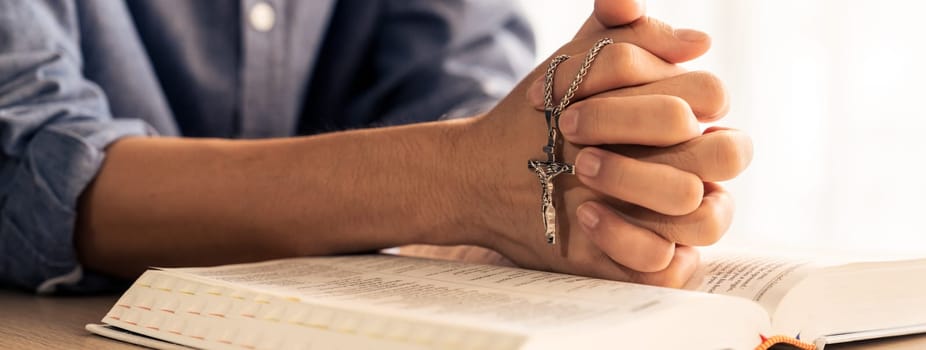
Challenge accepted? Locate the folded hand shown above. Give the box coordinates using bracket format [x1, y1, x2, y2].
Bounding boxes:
[471, 5, 752, 287]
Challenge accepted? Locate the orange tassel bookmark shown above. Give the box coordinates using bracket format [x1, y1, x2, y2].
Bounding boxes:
[754, 334, 816, 350]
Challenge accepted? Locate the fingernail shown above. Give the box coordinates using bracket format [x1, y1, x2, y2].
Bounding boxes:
[674, 29, 708, 42]
[526, 76, 544, 107]
[576, 149, 602, 177]
[559, 109, 578, 135]
[577, 203, 601, 230]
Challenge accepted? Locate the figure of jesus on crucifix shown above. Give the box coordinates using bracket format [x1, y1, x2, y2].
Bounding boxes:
[528, 110, 575, 245]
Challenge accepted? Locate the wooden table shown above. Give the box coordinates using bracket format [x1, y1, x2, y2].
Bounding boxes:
[0, 290, 137, 349]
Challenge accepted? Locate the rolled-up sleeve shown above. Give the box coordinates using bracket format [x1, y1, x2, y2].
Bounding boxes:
[0, 1, 152, 293]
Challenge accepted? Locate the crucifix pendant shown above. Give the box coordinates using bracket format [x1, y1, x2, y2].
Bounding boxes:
[527, 110, 574, 244]
[526, 38, 612, 246]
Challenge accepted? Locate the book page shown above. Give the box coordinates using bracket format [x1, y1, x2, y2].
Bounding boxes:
[683, 251, 820, 313]
[105, 256, 773, 350]
[169, 255, 707, 331]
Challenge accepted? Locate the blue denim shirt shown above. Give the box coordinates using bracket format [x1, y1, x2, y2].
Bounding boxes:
[0, 0, 533, 293]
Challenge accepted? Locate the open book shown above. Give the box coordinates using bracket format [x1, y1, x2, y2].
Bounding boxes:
[88, 252, 926, 350]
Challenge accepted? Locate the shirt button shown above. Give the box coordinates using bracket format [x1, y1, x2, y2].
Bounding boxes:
[248, 2, 275, 32]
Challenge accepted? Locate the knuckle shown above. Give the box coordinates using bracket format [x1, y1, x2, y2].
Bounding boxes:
[639, 240, 675, 272]
[689, 71, 729, 118]
[657, 96, 697, 144]
[610, 42, 640, 76]
[658, 95, 691, 116]
[691, 203, 726, 246]
[710, 132, 752, 180]
[673, 173, 704, 215]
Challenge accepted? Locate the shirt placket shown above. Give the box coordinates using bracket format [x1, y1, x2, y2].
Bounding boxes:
[240, 0, 288, 138]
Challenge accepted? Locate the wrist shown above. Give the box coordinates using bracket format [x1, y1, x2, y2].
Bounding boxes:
[409, 116, 501, 248]
[456, 105, 549, 252]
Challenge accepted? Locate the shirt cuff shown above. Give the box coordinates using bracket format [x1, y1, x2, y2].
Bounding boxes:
[1, 118, 154, 294]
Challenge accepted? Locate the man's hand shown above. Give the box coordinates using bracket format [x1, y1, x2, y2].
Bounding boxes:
[468, 17, 751, 288]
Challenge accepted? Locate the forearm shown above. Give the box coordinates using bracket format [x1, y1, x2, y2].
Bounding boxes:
[76, 118, 489, 278]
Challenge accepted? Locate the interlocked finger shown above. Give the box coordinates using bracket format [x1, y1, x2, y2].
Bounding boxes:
[627, 245, 700, 288]
[559, 95, 700, 147]
[611, 129, 754, 182]
[594, 71, 730, 122]
[609, 182, 735, 246]
[576, 201, 675, 272]
[573, 147, 704, 216]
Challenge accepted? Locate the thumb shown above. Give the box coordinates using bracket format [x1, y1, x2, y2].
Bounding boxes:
[575, 0, 646, 38]
[610, 17, 713, 64]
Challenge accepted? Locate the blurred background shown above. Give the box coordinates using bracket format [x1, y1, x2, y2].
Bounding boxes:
[517, 0, 926, 254]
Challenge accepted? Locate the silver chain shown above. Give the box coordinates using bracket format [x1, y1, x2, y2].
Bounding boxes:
[529, 38, 613, 245]
[544, 38, 614, 116]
